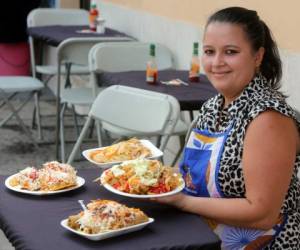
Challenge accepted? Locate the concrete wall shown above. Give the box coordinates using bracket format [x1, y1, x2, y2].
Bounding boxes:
[101, 0, 300, 53]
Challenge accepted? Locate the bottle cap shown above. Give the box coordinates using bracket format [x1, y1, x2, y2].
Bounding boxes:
[150, 44, 155, 56]
[193, 42, 199, 55]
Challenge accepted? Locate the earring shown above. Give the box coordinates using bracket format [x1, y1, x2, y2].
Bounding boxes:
[255, 65, 260, 74]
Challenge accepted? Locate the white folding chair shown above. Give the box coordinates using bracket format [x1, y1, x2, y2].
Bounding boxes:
[89, 41, 174, 73]
[27, 8, 91, 139]
[55, 38, 107, 163]
[57, 37, 135, 162]
[88, 42, 189, 165]
[27, 8, 90, 80]
[67, 85, 180, 164]
[0, 77, 44, 147]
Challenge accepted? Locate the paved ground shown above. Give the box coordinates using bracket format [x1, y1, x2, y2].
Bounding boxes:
[0, 98, 97, 176]
[0, 89, 182, 249]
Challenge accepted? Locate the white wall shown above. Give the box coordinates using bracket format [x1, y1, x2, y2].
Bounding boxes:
[97, 1, 202, 71]
[280, 50, 300, 112]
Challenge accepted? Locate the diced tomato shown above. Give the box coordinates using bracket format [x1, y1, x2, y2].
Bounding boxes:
[149, 183, 168, 194]
[124, 182, 130, 193]
[29, 171, 38, 180]
[112, 182, 121, 189]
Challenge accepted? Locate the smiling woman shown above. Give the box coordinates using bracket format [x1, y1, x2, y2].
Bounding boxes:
[202, 22, 264, 107]
[151, 6, 300, 250]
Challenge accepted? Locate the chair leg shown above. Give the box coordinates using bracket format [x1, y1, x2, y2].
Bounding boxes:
[0, 93, 33, 127]
[0, 90, 38, 148]
[32, 106, 36, 129]
[43, 74, 54, 87]
[55, 97, 61, 160]
[88, 119, 95, 138]
[60, 103, 67, 163]
[159, 135, 170, 152]
[31, 74, 53, 130]
[96, 121, 103, 147]
[71, 105, 80, 137]
[171, 134, 186, 167]
[154, 136, 161, 148]
[34, 91, 43, 140]
[64, 63, 72, 88]
[99, 126, 114, 145]
[72, 104, 86, 154]
[67, 116, 93, 164]
[0, 93, 17, 108]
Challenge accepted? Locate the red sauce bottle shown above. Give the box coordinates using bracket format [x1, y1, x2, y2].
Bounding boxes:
[146, 44, 158, 85]
[89, 4, 99, 32]
[189, 42, 200, 82]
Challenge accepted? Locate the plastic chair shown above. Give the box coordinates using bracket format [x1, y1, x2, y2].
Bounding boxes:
[0, 77, 44, 147]
[89, 41, 174, 73]
[27, 8, 90, 79]
[56, 38, 129, 163]
[67, 85, 180, 164]
[26, 8, 90, 140]
[88, 42, 189, 165]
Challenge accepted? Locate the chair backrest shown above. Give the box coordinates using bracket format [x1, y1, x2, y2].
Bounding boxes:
[27, 8, 89, 78]
[27, 8, 89, 27]
[56, 38, 128, 97]
[89, 85, 180, 149]
[56, 37, 134, 80]
[57, 38, 112, 67]
[89, 42, 174, 72]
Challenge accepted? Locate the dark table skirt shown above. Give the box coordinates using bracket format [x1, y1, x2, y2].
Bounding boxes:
[0, 168, 220, 250]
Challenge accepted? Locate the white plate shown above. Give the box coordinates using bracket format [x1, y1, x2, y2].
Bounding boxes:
[60, 217, 154, 241]
[5, 175, 85, 196]
[82, 139, 163, 168]
[100, 170, 185, 198]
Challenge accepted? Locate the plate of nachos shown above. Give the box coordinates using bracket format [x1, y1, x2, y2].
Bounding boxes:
[82, 138, 163, 168]
[100, 159, 184, 198]
[61, 199, 153, 241]
[5, 161, 84, 195]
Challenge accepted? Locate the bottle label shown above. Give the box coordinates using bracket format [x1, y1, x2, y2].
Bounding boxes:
[146, 68, 158, 84]
[189, 62, 200, 82]
[89, 15, 97, 31]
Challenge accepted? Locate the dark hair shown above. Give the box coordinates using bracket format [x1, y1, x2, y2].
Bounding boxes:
[206, 7, 282, 89]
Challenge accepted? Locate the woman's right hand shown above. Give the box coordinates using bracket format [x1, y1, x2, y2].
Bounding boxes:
[150, 192, 186, 210]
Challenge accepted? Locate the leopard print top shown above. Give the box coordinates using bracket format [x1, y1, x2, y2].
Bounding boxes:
[196, 74, 300, 249]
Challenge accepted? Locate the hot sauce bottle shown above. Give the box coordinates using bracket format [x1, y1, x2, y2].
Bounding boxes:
[89, 3, 99, 32]
[146, 44, 158, 85]
[189, 42, 200, 82]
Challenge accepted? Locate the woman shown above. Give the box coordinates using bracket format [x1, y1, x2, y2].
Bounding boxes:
[155, 7, 300, 249]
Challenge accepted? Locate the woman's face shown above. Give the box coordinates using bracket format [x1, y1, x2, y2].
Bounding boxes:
[202, 22, 264, 106]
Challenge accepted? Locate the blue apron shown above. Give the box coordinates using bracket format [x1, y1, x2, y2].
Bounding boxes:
[179, 126, 286, 250]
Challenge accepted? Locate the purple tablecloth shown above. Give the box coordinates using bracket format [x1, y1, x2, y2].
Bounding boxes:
[0, 168, 220, 250]
[100, 70, 217, 111]
[27, 25, 134, 46]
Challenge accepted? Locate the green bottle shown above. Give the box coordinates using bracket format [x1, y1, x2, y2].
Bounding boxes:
[189, 42, 200, 82]
[146, 44, 158, 85]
